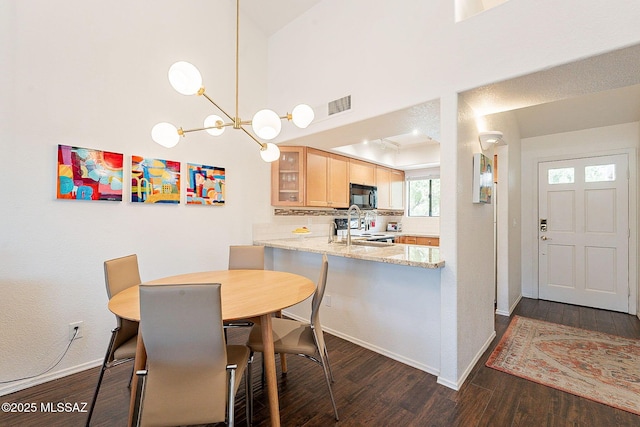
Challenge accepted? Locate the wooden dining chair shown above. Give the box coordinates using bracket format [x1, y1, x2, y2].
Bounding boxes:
[133, 283, 252, 427]
[246, 254, 338, 420]
[86, 254, 140, 426]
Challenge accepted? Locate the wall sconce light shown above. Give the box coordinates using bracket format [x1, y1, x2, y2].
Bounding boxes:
[478, 131, 504, 151]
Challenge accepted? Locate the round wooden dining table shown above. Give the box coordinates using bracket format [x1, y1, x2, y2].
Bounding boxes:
[108, 269, 316, 427]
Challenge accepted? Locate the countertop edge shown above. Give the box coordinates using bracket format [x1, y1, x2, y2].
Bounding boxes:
[253, 237, 445, 270]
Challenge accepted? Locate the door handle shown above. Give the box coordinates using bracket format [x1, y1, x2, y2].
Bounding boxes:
[541, 236, 550, 241]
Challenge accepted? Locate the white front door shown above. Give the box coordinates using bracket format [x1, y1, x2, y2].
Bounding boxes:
[538, 154, 629, 312]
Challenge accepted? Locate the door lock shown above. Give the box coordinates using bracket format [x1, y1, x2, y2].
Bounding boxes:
[541, 235, 549, 241]
[539, 218, 547, 232]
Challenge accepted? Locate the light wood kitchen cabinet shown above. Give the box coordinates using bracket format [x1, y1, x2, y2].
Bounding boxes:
[271, 146, 305, 206]
[389, 169, 405, 209]
[306, 148, 349, 208]
[350, 159, 376, 186]
[376, 166, 405, 209]
[271, 145, 405, 208]
[397, 235, 439, 246]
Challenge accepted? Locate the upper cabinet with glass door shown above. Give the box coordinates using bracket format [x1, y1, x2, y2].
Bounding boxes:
[271, 146, 305, 206]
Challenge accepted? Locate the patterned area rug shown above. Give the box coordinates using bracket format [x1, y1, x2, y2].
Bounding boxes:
[486, 315, 640, 415]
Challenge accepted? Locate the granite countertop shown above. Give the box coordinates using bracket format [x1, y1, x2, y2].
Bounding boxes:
[254, 236, 444, 269]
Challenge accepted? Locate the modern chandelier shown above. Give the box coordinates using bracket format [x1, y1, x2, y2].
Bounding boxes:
[151, 0, 314, 162]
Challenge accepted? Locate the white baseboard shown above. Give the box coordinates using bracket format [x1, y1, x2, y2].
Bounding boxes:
[437, 330, 496, 391]
[282, 311, 440, 377]
[496, 295, 523, 317]
[0, 359, 102, 397]
[509, 295, 523, 315]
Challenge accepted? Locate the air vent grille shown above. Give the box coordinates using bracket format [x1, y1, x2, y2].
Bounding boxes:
[328, 95, 351, 115]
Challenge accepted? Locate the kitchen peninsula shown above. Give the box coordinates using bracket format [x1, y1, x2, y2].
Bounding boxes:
[254, 236, 444, 377]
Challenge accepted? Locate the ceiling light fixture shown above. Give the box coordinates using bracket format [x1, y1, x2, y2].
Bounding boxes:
[151, 0, 314, 162]
[478, 131, 504, 151]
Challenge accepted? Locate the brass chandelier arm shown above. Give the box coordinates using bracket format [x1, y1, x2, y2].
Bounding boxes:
[239, 125, 267, 149]
[178, 121, 235, 136]
[235, 0, 240, 122]
[201, 92, 236, 124]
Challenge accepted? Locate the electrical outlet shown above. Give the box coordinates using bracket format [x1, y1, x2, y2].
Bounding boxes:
[325, 295, 332, 307]
[69, 321, 83, 340]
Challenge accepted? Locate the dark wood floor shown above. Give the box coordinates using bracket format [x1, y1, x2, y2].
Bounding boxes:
[3, 298, 640, 427]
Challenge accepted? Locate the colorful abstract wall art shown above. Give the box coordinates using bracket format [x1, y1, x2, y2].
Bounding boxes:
[186, 163, 225, 205]
[131, 156, 181, 203]
[57, 145, 123, 201]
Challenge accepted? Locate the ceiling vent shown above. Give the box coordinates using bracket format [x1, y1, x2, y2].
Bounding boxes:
[328, 95, 351, 116]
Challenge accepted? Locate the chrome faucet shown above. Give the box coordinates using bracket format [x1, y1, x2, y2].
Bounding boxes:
[328, 221, 337, 243]
[346, 204, 362, 246]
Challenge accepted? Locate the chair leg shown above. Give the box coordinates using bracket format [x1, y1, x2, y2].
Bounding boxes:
[227, 368, 237, 427]
[85, 329, 118, 427]
[132, 370, 147, 427]
[280, 353, 287, 374]
[323, 346, 335, 383]
[319, 351, 339, 421]
[246, 354, 253, 427]
[313, 331, 338, 421]
[128, 363, 135, 389]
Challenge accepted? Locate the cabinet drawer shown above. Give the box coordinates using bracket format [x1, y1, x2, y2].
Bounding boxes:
[399, 235, 439, 246]
[416, 236, 439, 246]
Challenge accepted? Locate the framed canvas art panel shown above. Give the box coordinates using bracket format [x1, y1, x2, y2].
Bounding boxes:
[131, 156, 181, 203]
[472, 153, 493, 204]
[186, 163, 225, 205]
[57, 144, 123, 201]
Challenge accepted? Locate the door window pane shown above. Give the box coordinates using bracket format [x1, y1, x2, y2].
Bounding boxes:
[585, 164, 616, 182]
[548, 168, 575, 184]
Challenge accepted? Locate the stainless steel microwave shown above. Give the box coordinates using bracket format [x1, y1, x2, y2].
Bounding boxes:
[349, 183, 377, 209]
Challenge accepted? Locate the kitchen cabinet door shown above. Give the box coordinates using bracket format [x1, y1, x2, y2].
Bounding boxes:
[306, 149, 329, 206]
[376, 167, 404, 210]
[389, 169, 405, 209]
[376, 167, 391, 209]
[350, 159, 376, 186]
[271, 146, 305, 206]
[328, 154, 349, 208]
[306, 148, 349, 208]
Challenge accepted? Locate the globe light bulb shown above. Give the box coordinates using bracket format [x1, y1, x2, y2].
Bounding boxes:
[168, 61, 203, 96]
[291, 104, 314, 128]
[251, 109, 281, 140]
[260, 142, 281, 162]
[151, 122, 180, 148]
[203, 115, 226, 136]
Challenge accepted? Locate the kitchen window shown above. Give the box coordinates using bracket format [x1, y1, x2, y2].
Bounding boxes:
[408, 177, 440, 217]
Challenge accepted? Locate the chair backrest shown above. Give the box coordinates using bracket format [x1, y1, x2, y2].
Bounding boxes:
[138, 283, 228, 426]
[228, 245, 265, 270]
[310, 254, 329, 352]
[104, 254, 141, 299]
[104, 254, 140, 349]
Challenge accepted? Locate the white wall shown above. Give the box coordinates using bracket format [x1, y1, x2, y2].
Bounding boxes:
[482, 111, 522, 316]
[0, 0, 273, 394]
[521, 122, 640, 313]
[266, 0, 640, 387]
[270, 249, 442, 376]
[268, 0, 640, 143]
